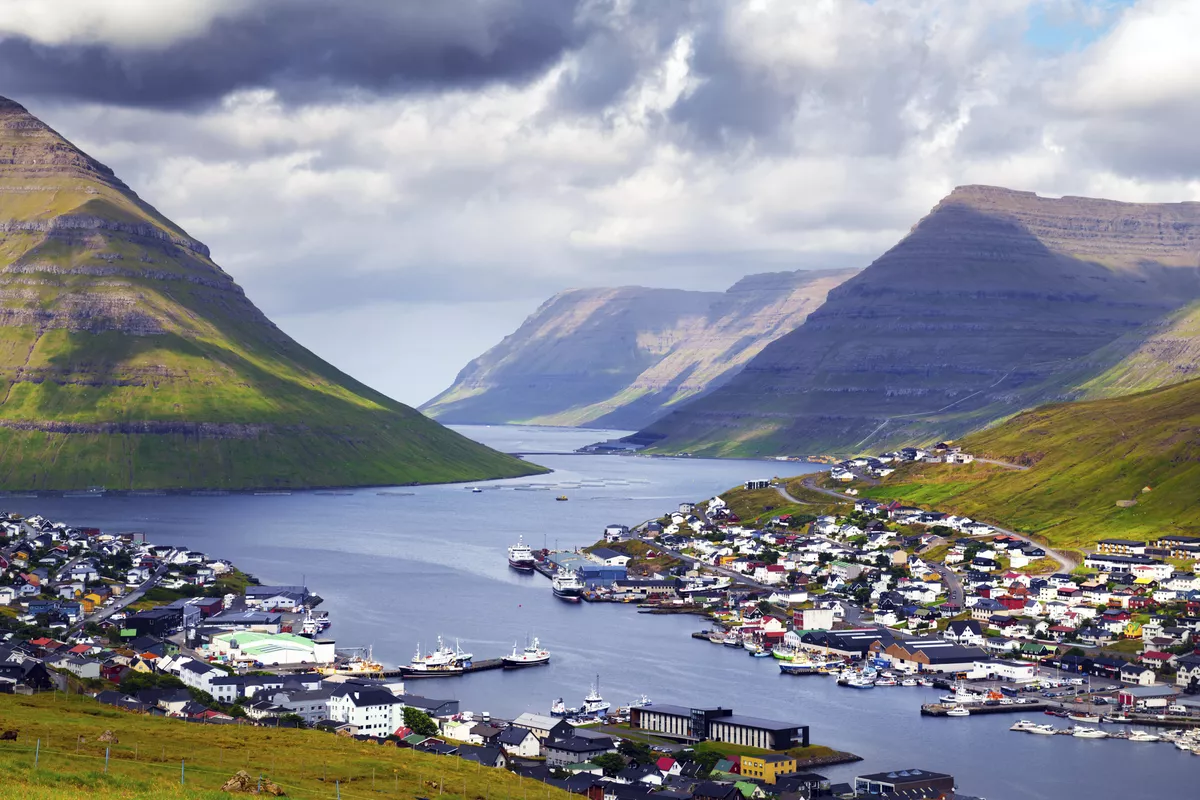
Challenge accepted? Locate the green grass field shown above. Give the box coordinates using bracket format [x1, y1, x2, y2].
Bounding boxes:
[0, 693, 569, 800]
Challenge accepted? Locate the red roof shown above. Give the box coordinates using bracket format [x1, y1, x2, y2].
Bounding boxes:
[30, 637, 52, 646]
[1141, 651, 1172, 661]
[656, 757, 676, 771]
[68, 644, 91, 654]
[766, 565, 786, 572]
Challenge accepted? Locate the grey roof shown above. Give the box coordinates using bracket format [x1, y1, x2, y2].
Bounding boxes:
[710, 714, 804, 731]
[857, 768, 951, 785]
[547, 736, 614, 753]
[498, 727, 536, 745]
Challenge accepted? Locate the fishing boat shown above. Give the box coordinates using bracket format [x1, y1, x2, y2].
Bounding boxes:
[556, 495, 569, 501]
[1068, 712, 1101, 724]
[1072, 726, 1107, 739]
[771, 644, 798, 661]
[503, 637, 550, 668]
[707, 631, 725, 644]
[946, 706, 970, 717]
[845, 674, 876, 689]
[780, 661, 821, 676]
[550, 698, 578, 717]
[298, 611, 319, 637]
[317, 647, 383, 677]
[875, 677, 898, 687]
[552, 568, 584, 601]
[507, 536, 537, 571]
[722, 632, 743, 648]
[581, 676, 610, 715]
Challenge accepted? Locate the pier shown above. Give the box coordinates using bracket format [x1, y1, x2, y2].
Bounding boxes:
[922, 702, 1047, 716]
[380, 657, 542, 679]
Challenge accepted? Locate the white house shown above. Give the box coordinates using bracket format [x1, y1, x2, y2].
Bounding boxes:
[497, 726, 541, 758]
[327, 685, 405, 738]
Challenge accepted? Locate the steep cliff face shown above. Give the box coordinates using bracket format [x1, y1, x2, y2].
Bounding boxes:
[636, 185, 1200, 455]
[0, 95, 542, 488]
[421, 269, 858, 429]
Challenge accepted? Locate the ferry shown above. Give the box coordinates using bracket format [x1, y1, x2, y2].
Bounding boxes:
[507, 536, 537, 571]
[503, 637, 550, 668]
[581, 676, 610, 715]
[552, 568, 584, 601]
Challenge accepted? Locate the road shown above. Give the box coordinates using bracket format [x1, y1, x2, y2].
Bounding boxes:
[975, 457, 1031, 471]
[68, 561, 171, 637]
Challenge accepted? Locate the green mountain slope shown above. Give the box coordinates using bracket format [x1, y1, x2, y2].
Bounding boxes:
[864, 378, 1200, 550]
[0, 96, 542, 489]
[421, 269, 858, 430]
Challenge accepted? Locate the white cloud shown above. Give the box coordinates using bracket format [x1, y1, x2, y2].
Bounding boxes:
[0, 0, 248, 49]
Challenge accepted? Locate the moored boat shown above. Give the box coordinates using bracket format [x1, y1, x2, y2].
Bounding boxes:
[1026, 724, 1058, 735]
[507, 536, 537, 571]
[1068, 713, 1101, 724]
[552, 568, 584, 601]
[1072, 726, 1108, 739]
[1128, 730, 1160, 742]
[503, 636, 551, 668]
[780, 661, 820, 675]
[946, 706, 970, 717]
[582, 676, 610, 715]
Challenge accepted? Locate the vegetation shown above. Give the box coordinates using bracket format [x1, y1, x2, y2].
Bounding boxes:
[0, 692, 571, 800]
[855, 380, 1200, 548]
[401, 707, 438, 737]
[0, 97, 545, 490]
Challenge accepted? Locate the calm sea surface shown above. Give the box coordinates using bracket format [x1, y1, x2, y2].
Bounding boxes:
[5, 425, 1193, 798]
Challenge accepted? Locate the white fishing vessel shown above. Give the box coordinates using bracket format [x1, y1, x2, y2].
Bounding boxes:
[551, 697, 578, 717]
[552, 568, 584, 601]
[581, 676, 611, 715]
[503, 636, 550, 668]
[507, 536, 536, 571]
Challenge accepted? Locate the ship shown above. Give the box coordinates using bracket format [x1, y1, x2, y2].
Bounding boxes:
[551, 697, 579, 717]
[317, 647, 383, 677]
[780, 661, 821, 675]
[503, 636, 551, 668]
[401, 637, 472, 678]
[552, 568, 584, 601]
[556, 495, 569, 501]
[507, 536, 537, 571]
[581, 676, 610, 715]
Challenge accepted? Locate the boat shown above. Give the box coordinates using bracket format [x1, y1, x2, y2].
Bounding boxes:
[298, 611, 319, 637]
[1044, 709, 1069, 718]
[556, 495, 569, 501]
[743, 639, 759, 652]
[507, 536, 537, 571]
[550, 698, 578, 717]
[582, 676, 610, 715]
[679, 577, 733, 594]
[317, 647, 383, 677]
[901, 678, 919, 687]
[1072, 726, 1108, 739]
[552, 568, 584, 601]
[707, 631, 725, 644]
[1127, 731, 1161, 742]
[1010, 720, 1037, 732]
[946, 706, 970, 717]
[771, 645, 798, 661]
[1068, 713, 1101, 724]
[1026, 724, 1058, 735]
[722, 632, 742, 648]
[503, 636, 551, 668]
[780, 661, 821, 675]
[63, 486, 106, 498]
[875, 677, 898, 687]
[751, 648, 772, 658]
[845, 674, 876, 689]
[471, 487, 483, 493]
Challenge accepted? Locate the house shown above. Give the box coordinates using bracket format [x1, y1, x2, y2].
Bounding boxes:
[693, 782, 743, 800]
[497, 726, 541, 758]
[943, 620, 984, 647]
[740, 754, 797, 785]
[1118, 685, 1179, 710]
[1174, 654, 1200, 690]
[327, 685, 405, 738]
[1120, 663, 1157, 687]
[457, 745, 508, 770]
[545, 736, 617, 767]
[588, 548, 632, 568]
[512, 712, 575, 743]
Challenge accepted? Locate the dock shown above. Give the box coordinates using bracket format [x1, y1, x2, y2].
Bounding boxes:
[922, 702, 1047, 717]
[380, 657, 540, 679]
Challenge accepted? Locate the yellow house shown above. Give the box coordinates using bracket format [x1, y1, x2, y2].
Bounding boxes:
[740, 754, 797, 785]
[83, 593, 103, 609]
[80, 598, 95, 613]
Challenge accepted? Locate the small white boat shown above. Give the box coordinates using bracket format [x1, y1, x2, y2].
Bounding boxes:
[1009, 719, 1037, 732]
[901, 678, 919, 687]
[875, 677, 898, 687]
[946, 706, 970, 717]
[1068, 713, 1101, 724]
[1027, 724, 1058, 735]
[1127, 731, 1161, 742]
[1072, 726, 1108, 739]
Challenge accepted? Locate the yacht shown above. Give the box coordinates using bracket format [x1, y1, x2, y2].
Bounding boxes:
[1071, 726, 1108, 739]
[552, 568, 584, 601]
[946, 706, 971, 717]
[582, 676, 611, 715]
[1127, 730, 1161, 742]
[1026, 724, 1058, 735]
[507, 536, 537, 571]
[900, 678, 919, 687]
[1009, 719, 1037, 732]
[875, 677, 898, 687]
[503, 637, 550, 668]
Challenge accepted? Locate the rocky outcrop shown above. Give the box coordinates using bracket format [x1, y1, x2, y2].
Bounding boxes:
[421, 268, 859, 429]
[636, 186, 1200, 456]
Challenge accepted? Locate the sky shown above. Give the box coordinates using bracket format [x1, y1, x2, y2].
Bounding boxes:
[1, 0, 1197, 406]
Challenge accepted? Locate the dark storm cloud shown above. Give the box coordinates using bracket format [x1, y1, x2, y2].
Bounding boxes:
[0, 0, 591, 108]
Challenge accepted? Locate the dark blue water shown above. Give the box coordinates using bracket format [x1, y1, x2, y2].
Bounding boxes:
[5, 425, 1193, 797]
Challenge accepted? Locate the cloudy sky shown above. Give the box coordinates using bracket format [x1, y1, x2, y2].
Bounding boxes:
[2, 0, 1197, 405]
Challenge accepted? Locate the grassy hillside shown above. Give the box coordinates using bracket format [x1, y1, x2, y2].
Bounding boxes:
[0, 693, 568, 800]
[860, 379, 1200, 549]
[0, 96, 544, 488]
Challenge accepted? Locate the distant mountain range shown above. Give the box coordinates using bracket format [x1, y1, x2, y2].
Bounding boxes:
[0, 96, 541, 489]
[421, 269, 858, 430]
[634, 185, 1200, 456]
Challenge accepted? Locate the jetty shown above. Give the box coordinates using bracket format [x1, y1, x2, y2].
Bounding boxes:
[380, 657, 538, 679]
[922, 702, 1047, 717]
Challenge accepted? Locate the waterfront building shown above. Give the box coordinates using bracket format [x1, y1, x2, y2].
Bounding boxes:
[327, 684, 405, 737]
[512, 712, 574, 742]
[630, 704, 809, 750]
[203, 610, 283, 633]
[854, 769, 954, 796]
[207, 631, 335, 666]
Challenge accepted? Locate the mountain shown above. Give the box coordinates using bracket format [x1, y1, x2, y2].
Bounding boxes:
[421, 269, 859, 430]
[0, 96, 542, 489]
[865, 377, 1200, 550]
[635, 185, 1200, 456]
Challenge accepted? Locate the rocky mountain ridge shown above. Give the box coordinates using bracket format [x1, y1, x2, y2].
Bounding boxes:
[634, 185, 1200, 455]
[422, 268, 859, 430]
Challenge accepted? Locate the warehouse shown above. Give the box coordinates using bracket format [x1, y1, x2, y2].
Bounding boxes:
[208, 632, 335, 666]
[631, 704, 808, 750]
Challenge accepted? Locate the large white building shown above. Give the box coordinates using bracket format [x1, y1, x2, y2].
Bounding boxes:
[327, 685, 406, 737]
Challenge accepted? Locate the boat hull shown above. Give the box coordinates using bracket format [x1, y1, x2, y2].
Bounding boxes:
[400, 667, 465, 678]
[508, 559, 536, 572]
[503, 656, 550, 668]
